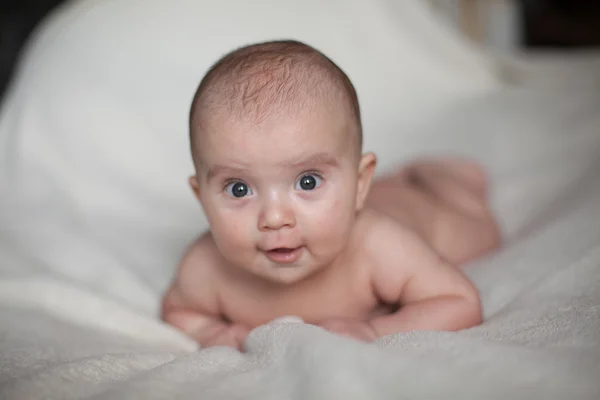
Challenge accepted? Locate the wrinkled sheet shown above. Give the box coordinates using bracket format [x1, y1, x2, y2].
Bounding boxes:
[2, 80, 600, 400]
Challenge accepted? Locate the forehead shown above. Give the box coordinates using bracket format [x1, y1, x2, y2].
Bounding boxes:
[197, 108, 355, 169]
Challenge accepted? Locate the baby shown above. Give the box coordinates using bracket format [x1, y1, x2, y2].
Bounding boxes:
[161, 40, 501, 350]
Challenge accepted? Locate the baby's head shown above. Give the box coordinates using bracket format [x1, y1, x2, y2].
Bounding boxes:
[188, 40, 376, 284]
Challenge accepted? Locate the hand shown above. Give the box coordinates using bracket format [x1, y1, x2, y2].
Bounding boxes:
[317, 317, 377, 342]
[194, 322, 250, 351]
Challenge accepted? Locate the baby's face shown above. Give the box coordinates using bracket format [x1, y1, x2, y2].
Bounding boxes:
[191, 109, 374, 285]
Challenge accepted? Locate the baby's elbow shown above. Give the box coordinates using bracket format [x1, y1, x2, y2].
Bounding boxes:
[160, 284, 184, 321]
[458, 288, 483, 329]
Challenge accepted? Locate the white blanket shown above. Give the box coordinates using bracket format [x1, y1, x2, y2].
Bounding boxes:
[1, 0, 600, 398]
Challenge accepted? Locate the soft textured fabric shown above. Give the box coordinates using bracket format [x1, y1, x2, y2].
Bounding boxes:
[1, 0, 600, 399]
[1, 159, 600, 399]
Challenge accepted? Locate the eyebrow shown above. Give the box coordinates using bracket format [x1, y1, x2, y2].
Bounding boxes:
[283, 152, 340, 169]
[205, 164, 247, 182]
[204, 152, 339, 181]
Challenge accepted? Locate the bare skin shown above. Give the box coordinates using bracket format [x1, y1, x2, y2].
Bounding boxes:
[367, 158, 501, 266]
[162, 40, 501, 351]
[162, 158, 500, 350]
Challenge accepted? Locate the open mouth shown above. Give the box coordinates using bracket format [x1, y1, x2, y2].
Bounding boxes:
[264, 247, 303, 264]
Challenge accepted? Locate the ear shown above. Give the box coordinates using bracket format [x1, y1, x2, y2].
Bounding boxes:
[188, 175, 201, 202]
[355, 152, 377, 211]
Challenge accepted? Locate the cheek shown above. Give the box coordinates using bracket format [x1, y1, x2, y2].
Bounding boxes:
[300, 192, 354, 245]
[205, 207, 255, 251]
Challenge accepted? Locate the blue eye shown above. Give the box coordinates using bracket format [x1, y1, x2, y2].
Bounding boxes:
[225, 181, 252, 198]
[295, 174, 322, 191]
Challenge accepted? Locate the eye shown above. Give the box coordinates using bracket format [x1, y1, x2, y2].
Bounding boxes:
[295, 174, 322, 191]
[225, 181, 252, 198]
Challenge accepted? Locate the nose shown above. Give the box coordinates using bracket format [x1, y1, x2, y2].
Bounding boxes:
[258, 196, 296, 231]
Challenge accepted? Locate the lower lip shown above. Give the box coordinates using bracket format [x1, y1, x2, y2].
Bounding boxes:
[264, 247, 303, 264]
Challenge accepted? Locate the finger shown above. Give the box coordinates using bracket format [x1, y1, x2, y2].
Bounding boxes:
[230, 325, 250, 347]
[197, 323, 228, 347]
[231, 324, 251, 337]
[361, 324, 378, 341]
[210, 330, 241, 349]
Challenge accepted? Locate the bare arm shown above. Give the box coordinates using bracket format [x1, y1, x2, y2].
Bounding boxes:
[161, 234, 249, 349]
[369, 220, 482, 337]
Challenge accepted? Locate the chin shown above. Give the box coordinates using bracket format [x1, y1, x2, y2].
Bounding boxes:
[260, 264, 321, 286]
[265, 270, 312, 285]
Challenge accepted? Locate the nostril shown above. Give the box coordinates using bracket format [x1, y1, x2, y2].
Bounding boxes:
[259, 209, 295, 230]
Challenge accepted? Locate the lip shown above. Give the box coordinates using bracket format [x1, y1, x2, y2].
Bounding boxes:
[263, 246, 303, 264]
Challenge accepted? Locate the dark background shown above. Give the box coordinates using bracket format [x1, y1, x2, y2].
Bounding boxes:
[1, 0, 600, 100]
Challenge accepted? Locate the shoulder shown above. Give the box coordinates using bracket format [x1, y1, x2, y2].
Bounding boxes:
[179, 231, 221, 270]
[165, 231, 222, 311]
[355, 208, 425, 263]
[353, 209, 441, 302]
